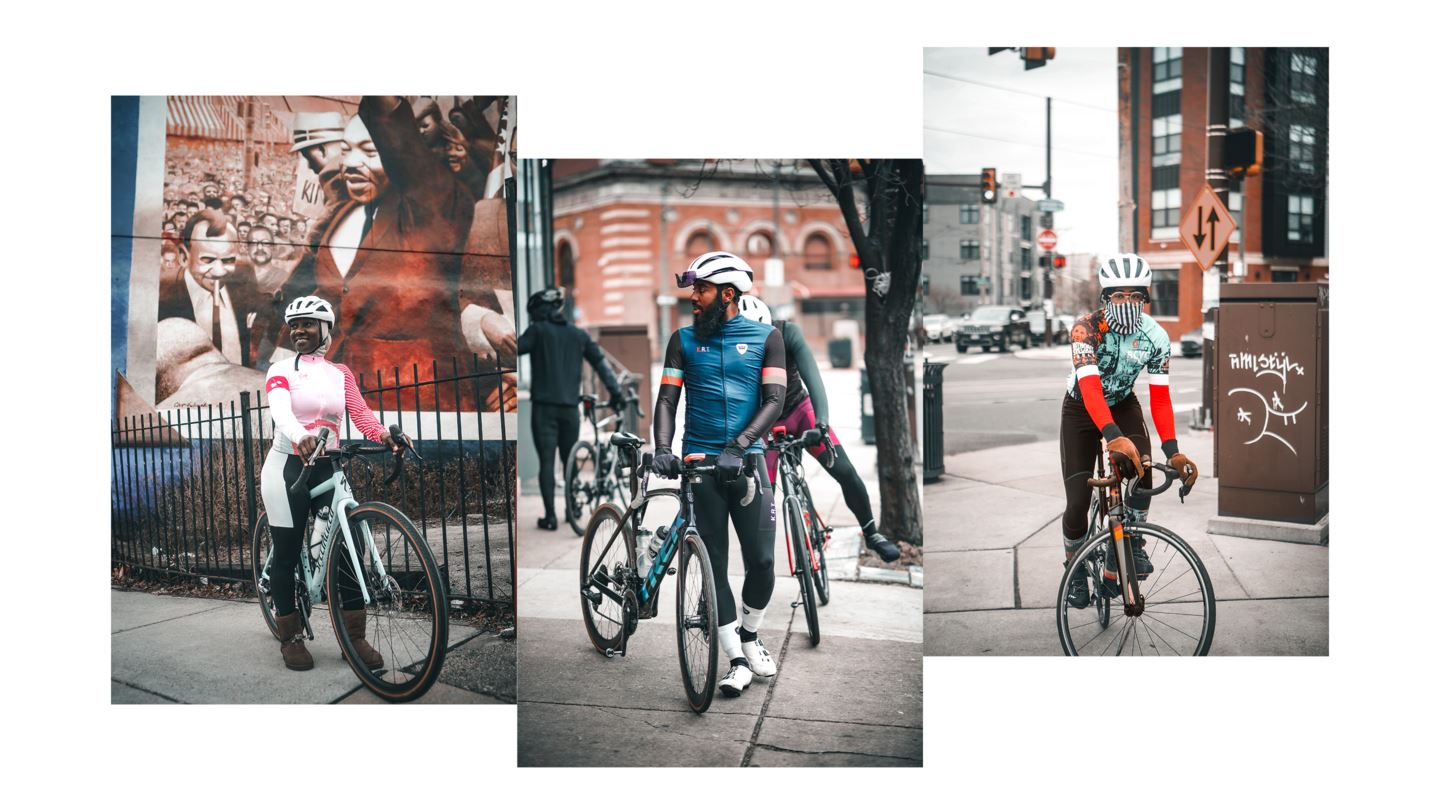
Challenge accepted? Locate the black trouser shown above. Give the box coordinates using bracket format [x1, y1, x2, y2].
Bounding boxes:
[818, 445, 875, 531]
[531, 402, 580, 518]
[692, 453, 776, 627]
[270, 456, 364, 615]
[1060, 393, 1153, 541]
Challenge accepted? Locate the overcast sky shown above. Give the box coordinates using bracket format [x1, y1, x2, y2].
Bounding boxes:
[924, 47, 1122, 256]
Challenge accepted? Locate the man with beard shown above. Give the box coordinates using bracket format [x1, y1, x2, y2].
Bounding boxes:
[516, 287, 625, 531]
[652, 251, 786, 698]
[289, 111, 348, 212]
[158, 209, 262, 367]
[278, 96, 477, 396]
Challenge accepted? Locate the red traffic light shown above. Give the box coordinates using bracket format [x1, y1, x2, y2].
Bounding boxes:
[1054, 255, 1067, 269]
[980, 168, 998, 204]
[849, 253, 861, 269]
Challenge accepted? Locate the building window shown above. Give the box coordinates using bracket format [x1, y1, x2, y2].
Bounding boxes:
[1022, 247, 1033, 269]
[556, 240, 575, 292]
[1289, 124, 1317, 173]
[961, 275, 981, 296]
[1020, 275, 1032, 299]
[960, 240, 980, 261]
[1150, 270, 1179, 317]
[1153, 47, 1183, 94]
[922, 239, 930, 261]
[960, 204, 979, 224]
[1152, 114, 1181, 167]
[1287, 195, 1314, 243]
[685, 230, 715, 259]
[1151, 188, 1181, 239]
[803, 233, 833, 270]
[1272, 270, 1299, 283]
[746, 230, 774, 259]
[1228, 190, 1243, 244]
[1229, 47, 1246, 127]
[1020, 216, 1033, 239]
[1290, 52, 1318, 105]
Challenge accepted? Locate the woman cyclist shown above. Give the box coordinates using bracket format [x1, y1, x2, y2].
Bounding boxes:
[1060, 254, 1198, 608]
[736, 296, 902, 562]
[261, 296, 405, 670]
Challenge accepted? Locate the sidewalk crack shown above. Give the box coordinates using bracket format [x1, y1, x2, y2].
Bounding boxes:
[747, 743, 920, 764]
[740, 604, 796, 767]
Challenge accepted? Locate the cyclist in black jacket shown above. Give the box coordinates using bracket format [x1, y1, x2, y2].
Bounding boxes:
[517, 287, 624, 530]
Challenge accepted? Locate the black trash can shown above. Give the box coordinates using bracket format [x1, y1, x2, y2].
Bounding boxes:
[828, 337, 853, 369]
[922, 361, 949, 483]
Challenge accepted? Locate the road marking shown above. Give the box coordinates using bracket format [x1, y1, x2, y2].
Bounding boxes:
[952, 355, 999, 365]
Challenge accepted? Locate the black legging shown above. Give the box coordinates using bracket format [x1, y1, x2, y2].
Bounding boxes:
[691, 454, 776, 626]
[531, 402, 580, 518]
[816, 445, 875, 531]
[1060, 393, 1153, 540]
[269, 456, 363, 616]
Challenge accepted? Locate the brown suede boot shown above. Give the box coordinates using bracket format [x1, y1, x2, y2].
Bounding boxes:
[275, 612, 314, 671]
[342, 609, 384, 670]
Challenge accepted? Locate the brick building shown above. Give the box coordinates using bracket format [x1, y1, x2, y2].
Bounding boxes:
[1119, 47, 1328, 338]
[550, 160, 866, 357]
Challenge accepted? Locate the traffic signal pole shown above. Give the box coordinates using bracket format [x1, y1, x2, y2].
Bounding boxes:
[1197, 48, 1231, 437]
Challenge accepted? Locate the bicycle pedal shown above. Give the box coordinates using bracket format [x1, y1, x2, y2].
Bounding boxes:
[790, 600, 802, 609]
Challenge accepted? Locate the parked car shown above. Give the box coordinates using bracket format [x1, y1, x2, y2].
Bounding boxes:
[956, 305, 1029, 353]
[1179, 326, 1204, 358]
[923, 314, 955, 343]
[1024, 310, 1069, 346]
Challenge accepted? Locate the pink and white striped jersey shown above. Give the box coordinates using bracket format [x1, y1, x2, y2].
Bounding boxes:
[264, 354, 386, 454]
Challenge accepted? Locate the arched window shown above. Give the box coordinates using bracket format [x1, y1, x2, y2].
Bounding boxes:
[803, 233, 833, 270]
[746, 231, 774, 260]
[685, 230, 715, 259]
[556, 240, 575, 289]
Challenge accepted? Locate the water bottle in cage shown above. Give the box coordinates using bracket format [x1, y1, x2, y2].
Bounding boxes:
[310, 506, 330, 551]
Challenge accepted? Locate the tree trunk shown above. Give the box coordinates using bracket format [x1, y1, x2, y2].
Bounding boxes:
[807, 159, 925, 546]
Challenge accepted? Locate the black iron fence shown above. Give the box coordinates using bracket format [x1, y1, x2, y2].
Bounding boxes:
[111, 356, 517, 610]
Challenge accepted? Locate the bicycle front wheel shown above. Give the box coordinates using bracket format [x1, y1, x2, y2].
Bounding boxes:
[565, 440, 600, 536]
[327, 502, 449, 702]
[579, 504, 635, 655]
[1057, 522, 1215, 656]
[785, 497, 820, 646]
[675, 532, 718, 714]
[798, 484, 830, 606]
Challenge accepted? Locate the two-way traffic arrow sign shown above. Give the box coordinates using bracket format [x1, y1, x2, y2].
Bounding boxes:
[1179, 184, 1237, 271]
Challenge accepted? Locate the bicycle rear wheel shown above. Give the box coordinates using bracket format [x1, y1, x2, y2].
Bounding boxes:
[565, 440, 600, 536]
[785, 497, 820, 646]
[675, 532, 718, 714]
[580, 504, 635, 655]
[327, 502, 449, 702]
[1057, 522, 1215, 656]
[798, 484, 830, 606]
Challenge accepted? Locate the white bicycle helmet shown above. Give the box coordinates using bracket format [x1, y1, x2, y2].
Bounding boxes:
[284, 295, 336, 325]
[675, 251, 754, 294]
[1096, 254, 1152, 292]
[736, 295, 772, 325]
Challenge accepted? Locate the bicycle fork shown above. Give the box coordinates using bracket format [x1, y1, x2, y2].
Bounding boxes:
[1104, 507, 1145, 616]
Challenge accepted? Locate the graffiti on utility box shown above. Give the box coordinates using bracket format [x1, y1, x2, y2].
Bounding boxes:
[1226, 350, 1309, 456]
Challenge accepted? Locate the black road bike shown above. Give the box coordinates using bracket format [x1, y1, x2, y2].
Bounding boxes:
[578, 435, 720, 713]
[766, 426, 832, 646]
[564, 385, 643, 536]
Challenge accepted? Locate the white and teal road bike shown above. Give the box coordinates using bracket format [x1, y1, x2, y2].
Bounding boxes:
[252, 426, 448, 702]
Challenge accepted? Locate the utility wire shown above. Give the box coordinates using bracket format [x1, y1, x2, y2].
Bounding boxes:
[923, 126, 1117, 160]
[924, 70, 1116, 114]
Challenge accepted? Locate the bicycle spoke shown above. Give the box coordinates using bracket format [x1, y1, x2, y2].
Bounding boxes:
[1138, 616, 1184, 656]
[1143, 611, 1201, 643]
[1146, 567, 1198, 602]
[1143, 607, 1206, 618]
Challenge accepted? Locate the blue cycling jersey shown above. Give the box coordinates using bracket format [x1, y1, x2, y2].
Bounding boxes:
[658, 315, 786, 456]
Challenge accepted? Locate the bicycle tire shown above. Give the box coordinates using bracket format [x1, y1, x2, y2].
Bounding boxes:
[675, 532, 719, 714]
[786, 496, 820, 646]
[1084, 502, 1111, 629]
[327, 502, 449, 702]
[579, 504, 635, 655]
[252, 512, 307, 640]
[1056, 522, 1215, 656]
[798, 482, 831, 606]
[565, 440, 600, 536]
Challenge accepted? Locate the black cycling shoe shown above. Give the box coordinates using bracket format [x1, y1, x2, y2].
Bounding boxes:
[1065, 561, 1091, 609]
[1131, 537, 1153, 579]
[536, 515, 558, 531]
[866, 531, 902, 562]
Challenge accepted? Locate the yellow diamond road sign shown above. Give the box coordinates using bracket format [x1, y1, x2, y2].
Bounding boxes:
[1179, 184, 1237, 271]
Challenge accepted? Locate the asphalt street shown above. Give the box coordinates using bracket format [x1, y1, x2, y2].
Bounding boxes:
[924, 342, 1205, 455]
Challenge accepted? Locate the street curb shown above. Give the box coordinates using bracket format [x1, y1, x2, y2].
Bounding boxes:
[1208, 513, 1329, 546]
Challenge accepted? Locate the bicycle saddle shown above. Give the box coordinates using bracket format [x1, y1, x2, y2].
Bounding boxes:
[610, 431, 644, 448]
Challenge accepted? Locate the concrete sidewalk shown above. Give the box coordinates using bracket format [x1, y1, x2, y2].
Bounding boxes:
[112, 589, 516, 703]
[923, 427, 1328, 656]
[516, 365, 922, 766]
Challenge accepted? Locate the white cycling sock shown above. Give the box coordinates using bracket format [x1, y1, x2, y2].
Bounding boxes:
[740, 604, 766, 637]
[718, 621, 744, 662]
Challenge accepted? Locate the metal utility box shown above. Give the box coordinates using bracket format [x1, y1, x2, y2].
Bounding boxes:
[1215, 283, 1328, 524]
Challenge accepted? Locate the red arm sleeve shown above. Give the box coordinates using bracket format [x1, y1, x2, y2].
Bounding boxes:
[1150, 383, 1176, 444]
[337, 364, 388, 442]
[1077, 373, 1122, 441]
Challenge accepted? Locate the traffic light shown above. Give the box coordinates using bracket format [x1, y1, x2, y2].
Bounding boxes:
[1225, 127, 1264, 177]
[1054, 254, 1067, 269]
[980, 168, 998, 204]
[849, 252, 861, 269]
[1022, 47, 1056, 70]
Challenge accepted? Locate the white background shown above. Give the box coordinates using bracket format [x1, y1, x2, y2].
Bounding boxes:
[4, 0, 1435, 795]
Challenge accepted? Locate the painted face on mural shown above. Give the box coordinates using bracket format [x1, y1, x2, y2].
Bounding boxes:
[339, 115, 389, 204]
[182, 225, 240, 291]
[246, 226, 274, 266]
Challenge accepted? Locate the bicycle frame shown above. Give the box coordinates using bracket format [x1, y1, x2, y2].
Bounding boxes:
[769, 431, 827, 576]
[266, 460, 385, 608]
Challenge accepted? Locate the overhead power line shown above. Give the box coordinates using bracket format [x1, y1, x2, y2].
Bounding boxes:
[923, 70, 1116, 114]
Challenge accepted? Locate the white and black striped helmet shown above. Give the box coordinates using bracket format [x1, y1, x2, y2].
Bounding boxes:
[1097, 254, 1152, 291]
[284, 295, 336, 324]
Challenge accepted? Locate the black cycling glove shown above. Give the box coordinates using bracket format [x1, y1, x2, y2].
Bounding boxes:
[652, 447, 681, 479]
[717, 440, 747, 483]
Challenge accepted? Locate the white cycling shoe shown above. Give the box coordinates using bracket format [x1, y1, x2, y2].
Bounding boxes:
[719, 662, 754, 697]
[741, 637, 777, 677]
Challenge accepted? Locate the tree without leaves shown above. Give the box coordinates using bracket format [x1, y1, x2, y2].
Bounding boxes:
[807, 159, 925, 546]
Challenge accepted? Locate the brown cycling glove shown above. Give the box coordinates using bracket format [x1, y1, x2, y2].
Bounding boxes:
[1105, 436, 1144, 479]
[1169, 452, 1199, 488]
